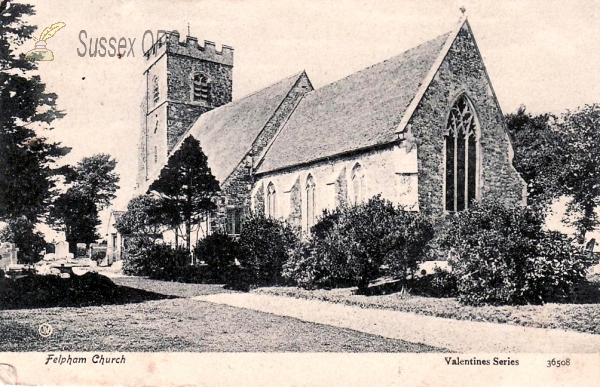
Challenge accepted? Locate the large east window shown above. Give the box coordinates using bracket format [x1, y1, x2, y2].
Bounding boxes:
[444, 94, 479, 212]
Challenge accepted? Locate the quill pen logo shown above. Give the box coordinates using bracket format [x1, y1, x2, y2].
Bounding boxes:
[25, 22, 66, 61]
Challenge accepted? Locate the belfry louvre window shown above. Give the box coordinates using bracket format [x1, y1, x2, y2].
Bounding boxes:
[444, 95, 479, 212]
[152, 76, 159, 105]
[193, 74, 210, 102]
[266, 183, 277, 218]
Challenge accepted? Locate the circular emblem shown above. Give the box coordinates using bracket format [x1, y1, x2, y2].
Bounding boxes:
[38, 323, 53, 338]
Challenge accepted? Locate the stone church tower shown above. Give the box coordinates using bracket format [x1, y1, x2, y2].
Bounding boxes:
[137, 31, 233, 189]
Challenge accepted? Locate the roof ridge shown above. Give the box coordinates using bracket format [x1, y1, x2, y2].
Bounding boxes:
[256, 21, 462, 175]
[301, 31, 453, 99]
[233, 70, 305, 102]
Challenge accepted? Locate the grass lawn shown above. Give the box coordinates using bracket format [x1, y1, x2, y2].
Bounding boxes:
[0, 278, 443, 352]
[255, 276, 600, 335]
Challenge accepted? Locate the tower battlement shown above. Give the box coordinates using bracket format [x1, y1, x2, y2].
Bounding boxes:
[144, 30, 234, 66]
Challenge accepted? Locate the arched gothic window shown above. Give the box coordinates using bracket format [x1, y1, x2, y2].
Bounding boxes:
[192, 73, 210, 102]
[444, 95, 479, 212]
[306, 175, 316, 229]
[266, 182, 277, 218]
[152, 76, 159, 105]
[351, 164, 365, 205]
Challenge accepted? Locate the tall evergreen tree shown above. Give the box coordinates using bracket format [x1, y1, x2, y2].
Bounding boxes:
[48, 154, 119, 251]
[65, 153, 120, 210]
[49, 189, 100, 251]
[149, 136, 220, 251]
[0, 1, 70, 222]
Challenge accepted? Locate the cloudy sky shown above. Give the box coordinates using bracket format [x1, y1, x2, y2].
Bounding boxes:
[22, 0, 600, 238]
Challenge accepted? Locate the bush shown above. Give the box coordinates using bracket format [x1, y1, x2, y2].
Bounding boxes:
[121, 238, 198, 282]
[90, 249, 106, 264]
[121, 236, 155, 276]
[0, 272, 171, 309]
[194, 231, 240, 283]
[408, 267, 458, 298]
[438, 200, 595, 306]
[146, 244, 192, 281]
[235, 215, 299, 288]
[284, 195, 435, 290]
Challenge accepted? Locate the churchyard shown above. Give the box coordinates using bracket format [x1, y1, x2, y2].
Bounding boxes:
[2, 274, 600, 352]
[0, 277, 441, 353]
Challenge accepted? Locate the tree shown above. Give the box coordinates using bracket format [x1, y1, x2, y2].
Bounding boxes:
[557, 104, 600, 242]
[49, 189, 101, 251]
[65, 153, 120, 210]
[507, 104, 600, 242]
[115, 194, 174, 243]
[505, 106, 562, 209]
[48, 154, 119, 251]
[0, 216, 46, 264]
[149, 136, 220, 251]
[0, 1, 71, 222]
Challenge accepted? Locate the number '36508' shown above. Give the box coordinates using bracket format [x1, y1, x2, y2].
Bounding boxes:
[547, 358, 570, 367]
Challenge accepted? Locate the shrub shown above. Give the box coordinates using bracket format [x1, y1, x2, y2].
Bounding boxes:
[147, 244, 192, 281]
[121, 235, 155, 276]
[284, 195, 435, 290]
[235, 215, 299, 288]
[283, 237, 347, 290]
[194, 231, 240, 283]
[121, 237, 196, 281]
[438, 200, 595, 306]
[90, 249, 106, 264]
[408, 267, 458, 298]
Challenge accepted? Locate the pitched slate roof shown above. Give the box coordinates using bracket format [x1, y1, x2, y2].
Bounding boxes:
[169, 71, 305, 183]
[256, 31, 452, 174]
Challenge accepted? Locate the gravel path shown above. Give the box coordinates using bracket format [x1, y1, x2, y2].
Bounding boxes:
[196, 293, 600, 353]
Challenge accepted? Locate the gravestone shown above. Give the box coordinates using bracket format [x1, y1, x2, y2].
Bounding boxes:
[0, 242, 17, 269]
[76, 243, 87, 258]
[54, 241, 69, 259]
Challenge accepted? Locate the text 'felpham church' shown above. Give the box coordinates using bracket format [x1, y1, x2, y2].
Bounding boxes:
[135, 16, 526, 238]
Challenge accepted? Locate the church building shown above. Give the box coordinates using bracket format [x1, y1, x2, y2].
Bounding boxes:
[136, 16, 526, 237]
